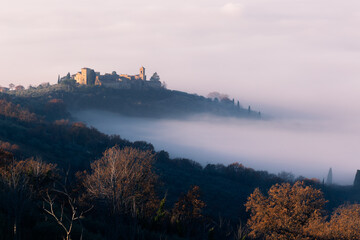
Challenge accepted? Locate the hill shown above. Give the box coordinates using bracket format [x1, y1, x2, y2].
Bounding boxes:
[5, 81, 261, 120]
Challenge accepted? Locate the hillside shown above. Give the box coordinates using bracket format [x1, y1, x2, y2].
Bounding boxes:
[0, 88, 278, 239]
[5, 81, 261, 120]
[0, 83, 360, 239]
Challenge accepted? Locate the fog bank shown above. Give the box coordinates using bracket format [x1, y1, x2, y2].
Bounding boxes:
[73, 110, 360, 185]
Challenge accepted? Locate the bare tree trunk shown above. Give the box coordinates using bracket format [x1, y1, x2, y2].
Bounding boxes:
[13, 221, 17, 240]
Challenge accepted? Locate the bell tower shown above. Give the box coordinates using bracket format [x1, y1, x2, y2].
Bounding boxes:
[139, 66, 146, 81]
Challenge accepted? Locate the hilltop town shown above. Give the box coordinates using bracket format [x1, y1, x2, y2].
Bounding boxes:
[58, 66, 163, 89]
[0, 66, 261, 119]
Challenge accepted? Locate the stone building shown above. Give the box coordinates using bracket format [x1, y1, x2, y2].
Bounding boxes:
[119, 66, 147, 81]
[60, 66, 161, 89]
[61, 66, 162, 90]
[74, 68, 96, 85]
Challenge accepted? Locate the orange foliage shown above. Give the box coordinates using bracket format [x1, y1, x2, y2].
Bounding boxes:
[0, 141, 19, 152]
[0, 157, 57, 195]
[171, 185, 206, 223]
[327, 204, 360, 239]
[0, 99, 38, 122]
[0, 148, 13, 168]
[245, 181, 327, 240]
[54, 119, 70, 125]
[71, 122, 86, 128]
[48, 99, 64, 104]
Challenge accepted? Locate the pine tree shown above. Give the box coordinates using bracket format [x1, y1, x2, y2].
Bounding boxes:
[326, 168, 333, 185]
[354, 170, 360, 187]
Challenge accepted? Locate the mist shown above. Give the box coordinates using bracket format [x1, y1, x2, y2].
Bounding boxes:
[73, 110, 360, 185]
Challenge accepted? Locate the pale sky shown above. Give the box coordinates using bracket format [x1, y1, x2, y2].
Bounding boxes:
[1, 0, 360, 115]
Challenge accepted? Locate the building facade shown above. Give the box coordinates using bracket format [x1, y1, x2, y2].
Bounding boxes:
[74, 68, 96, 85]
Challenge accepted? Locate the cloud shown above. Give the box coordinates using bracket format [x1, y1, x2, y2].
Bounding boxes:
[221, 2, 243, 17]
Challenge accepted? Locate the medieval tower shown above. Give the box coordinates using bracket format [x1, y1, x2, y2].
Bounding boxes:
[74, 68, 96, 85]
[139, 66, 146, 81]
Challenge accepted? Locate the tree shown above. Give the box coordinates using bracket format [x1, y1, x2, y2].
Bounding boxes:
[171, 186, 206, 237]
[39, 82, 50, 88]
[245, 181, 327, 240]
[305, 203, 360, 239]
[43, 187, 92, 240]
[81, 146, 158, 239]
[277, 171, 295, 182]
[327, 204, 360, 239]
[207, 92, 229, 101]
[353, 170, 360, 187]
[9, 83, 15, 90]
[326, 168, 332, 185]
[0, 157, 57, 240]
[150, 72, 160, 82]
[15, 85, 25, 91]
[172, 186, 206, 223]
[83, 146, 158, 216]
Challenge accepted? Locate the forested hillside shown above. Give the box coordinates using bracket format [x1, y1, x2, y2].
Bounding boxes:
[0, 84, 360, 239]
[6, 81, 260, 119]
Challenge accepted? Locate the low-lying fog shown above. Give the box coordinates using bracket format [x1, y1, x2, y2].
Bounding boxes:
[73, 110, 360, 185]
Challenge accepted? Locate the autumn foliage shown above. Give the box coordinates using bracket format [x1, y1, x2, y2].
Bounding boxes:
[245, 181, 360, 240]
[0, 99, 38, 122]
[0, 152, 57, 239]
[326, 204, 360, 239]
[171, 185, 206, 223]
[245, 181, 327, 240]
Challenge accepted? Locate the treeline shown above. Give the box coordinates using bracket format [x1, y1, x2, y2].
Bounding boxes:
[0, 147, 204, 240]
[2, 147, 360, 240]
[0, 99, 38, 122]
[0, 146, 251, 240]
[5, 81, 260, 119]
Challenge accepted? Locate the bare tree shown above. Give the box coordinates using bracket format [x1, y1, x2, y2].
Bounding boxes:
[43, 188, 92, 240]
[83, 146, 158, 216]
[81, 146, 158, 239]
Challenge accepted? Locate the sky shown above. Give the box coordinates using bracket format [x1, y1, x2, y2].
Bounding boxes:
[1, 0, 360, 114]
[2, 0, 360, 183]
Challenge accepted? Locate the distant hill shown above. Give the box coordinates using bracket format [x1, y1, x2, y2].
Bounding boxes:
[4, 81, 261, 120]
